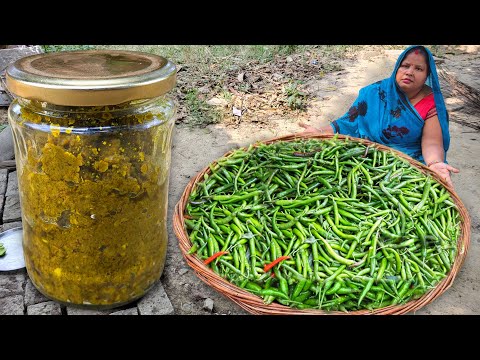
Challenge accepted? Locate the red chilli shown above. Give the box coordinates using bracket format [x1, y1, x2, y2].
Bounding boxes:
[204, 251, 229, 265]
[263, 256, 290, 272]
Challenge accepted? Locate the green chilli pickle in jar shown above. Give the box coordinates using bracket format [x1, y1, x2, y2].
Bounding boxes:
[6, 50, 176, 308]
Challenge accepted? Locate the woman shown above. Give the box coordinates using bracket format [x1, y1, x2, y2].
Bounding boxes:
[299, 45, 459, 187]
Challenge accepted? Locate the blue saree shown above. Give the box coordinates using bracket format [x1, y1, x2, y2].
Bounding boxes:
[330, 45, 450, 164]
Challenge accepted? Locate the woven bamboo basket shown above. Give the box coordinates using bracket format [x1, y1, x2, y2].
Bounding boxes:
[173, 133, 471, 315]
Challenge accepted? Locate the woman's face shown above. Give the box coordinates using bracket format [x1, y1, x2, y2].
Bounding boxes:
[395, 50, 429, 95]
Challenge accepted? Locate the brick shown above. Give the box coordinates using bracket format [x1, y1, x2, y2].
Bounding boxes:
[137, 281, 174, 315]
[27, 301, 62, 315]
[3, 194, 21, 222]
[5, 171, 18, 196]
[0, 273, 26, 299]
[0, 295, 24, 315]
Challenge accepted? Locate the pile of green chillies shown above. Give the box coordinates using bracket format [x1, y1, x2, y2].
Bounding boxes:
[184, 136, 461, 312]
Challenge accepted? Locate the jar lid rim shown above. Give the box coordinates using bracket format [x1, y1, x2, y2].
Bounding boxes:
[5, 50, 176, 106]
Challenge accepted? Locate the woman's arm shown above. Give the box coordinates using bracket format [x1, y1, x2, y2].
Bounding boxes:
[298, 121, 334, 135]
[421, 115, 459, 187]
[298, 86, 373, 137]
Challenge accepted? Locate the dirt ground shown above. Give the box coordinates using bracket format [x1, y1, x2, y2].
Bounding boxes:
[1, 45, 479, 315]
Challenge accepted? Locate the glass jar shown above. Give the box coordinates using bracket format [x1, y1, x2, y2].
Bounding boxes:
[6, 50, 176, 309]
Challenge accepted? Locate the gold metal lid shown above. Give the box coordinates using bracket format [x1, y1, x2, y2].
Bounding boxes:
[6, 50, 176, 106]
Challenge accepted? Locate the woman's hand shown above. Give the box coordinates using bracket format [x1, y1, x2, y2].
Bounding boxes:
[298, 121, 323, 135]
[429, 162, 460, 188]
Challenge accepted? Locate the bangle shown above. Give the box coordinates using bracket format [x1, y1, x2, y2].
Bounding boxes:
[427, 160, 443, 167]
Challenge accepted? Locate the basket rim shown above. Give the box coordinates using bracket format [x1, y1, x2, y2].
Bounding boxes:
[173, 133, 471, 315]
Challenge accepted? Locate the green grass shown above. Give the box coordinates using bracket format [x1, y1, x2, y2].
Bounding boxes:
[41, 45, 96, 53]
[96, 45, 356, 127]
[39, 45, 383, 127]
[284, 80, 307, 110]
[184, 89, 221, 127]
[94, 45, 357, 75]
